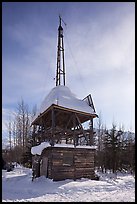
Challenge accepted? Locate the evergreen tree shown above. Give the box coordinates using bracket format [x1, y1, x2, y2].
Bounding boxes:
[103, 123, 123, 173]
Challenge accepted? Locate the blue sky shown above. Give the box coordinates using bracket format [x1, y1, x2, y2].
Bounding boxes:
[2, 2, 135, 139]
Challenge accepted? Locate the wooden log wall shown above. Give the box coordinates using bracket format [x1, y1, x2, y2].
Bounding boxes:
[41, 147, 96, 181]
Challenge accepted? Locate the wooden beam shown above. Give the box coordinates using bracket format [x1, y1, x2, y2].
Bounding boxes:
[72, 113, 78, 147]
[75, 114, 85, 135]
[51, 108, 55, 146]
[65, 114, 74, 130]
[32, 104, 98, 125]
[89, 117, 93, 146]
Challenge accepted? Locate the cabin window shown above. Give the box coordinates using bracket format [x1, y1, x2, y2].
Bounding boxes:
[63, 153, 73, 166]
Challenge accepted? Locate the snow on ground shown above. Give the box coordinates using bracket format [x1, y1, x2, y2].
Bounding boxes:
[2, 165, 135, 202]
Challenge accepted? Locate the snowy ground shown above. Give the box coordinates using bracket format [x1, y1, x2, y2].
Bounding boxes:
[2, 165, 135, 202]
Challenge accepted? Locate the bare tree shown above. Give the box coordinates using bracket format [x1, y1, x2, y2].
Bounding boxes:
[31, 104, 37, 146]
[8, 121, 12, 151]
[14, 99, 31, 152]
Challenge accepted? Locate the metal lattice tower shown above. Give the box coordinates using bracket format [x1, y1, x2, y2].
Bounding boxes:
[56, 15, 66, 86]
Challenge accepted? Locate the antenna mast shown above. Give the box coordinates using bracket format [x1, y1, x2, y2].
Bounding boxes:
[56, 15, 66, 86]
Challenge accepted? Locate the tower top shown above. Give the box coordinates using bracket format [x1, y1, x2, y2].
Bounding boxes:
[56, 16, 66, 86]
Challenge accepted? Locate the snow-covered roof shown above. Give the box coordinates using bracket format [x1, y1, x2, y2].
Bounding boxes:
[32, 85, 97, 123]
[31, 142, 97, 155]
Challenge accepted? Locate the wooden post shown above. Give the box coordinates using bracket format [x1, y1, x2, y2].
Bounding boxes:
[51, 108, 55, 146]
[89, 117, 93, 146]
[75, 113, 86, 144]
[73, 149, 76, 181]
[73, 113, 77, 147]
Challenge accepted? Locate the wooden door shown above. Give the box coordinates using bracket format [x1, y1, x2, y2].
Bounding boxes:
[40, 157, 48, 177]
